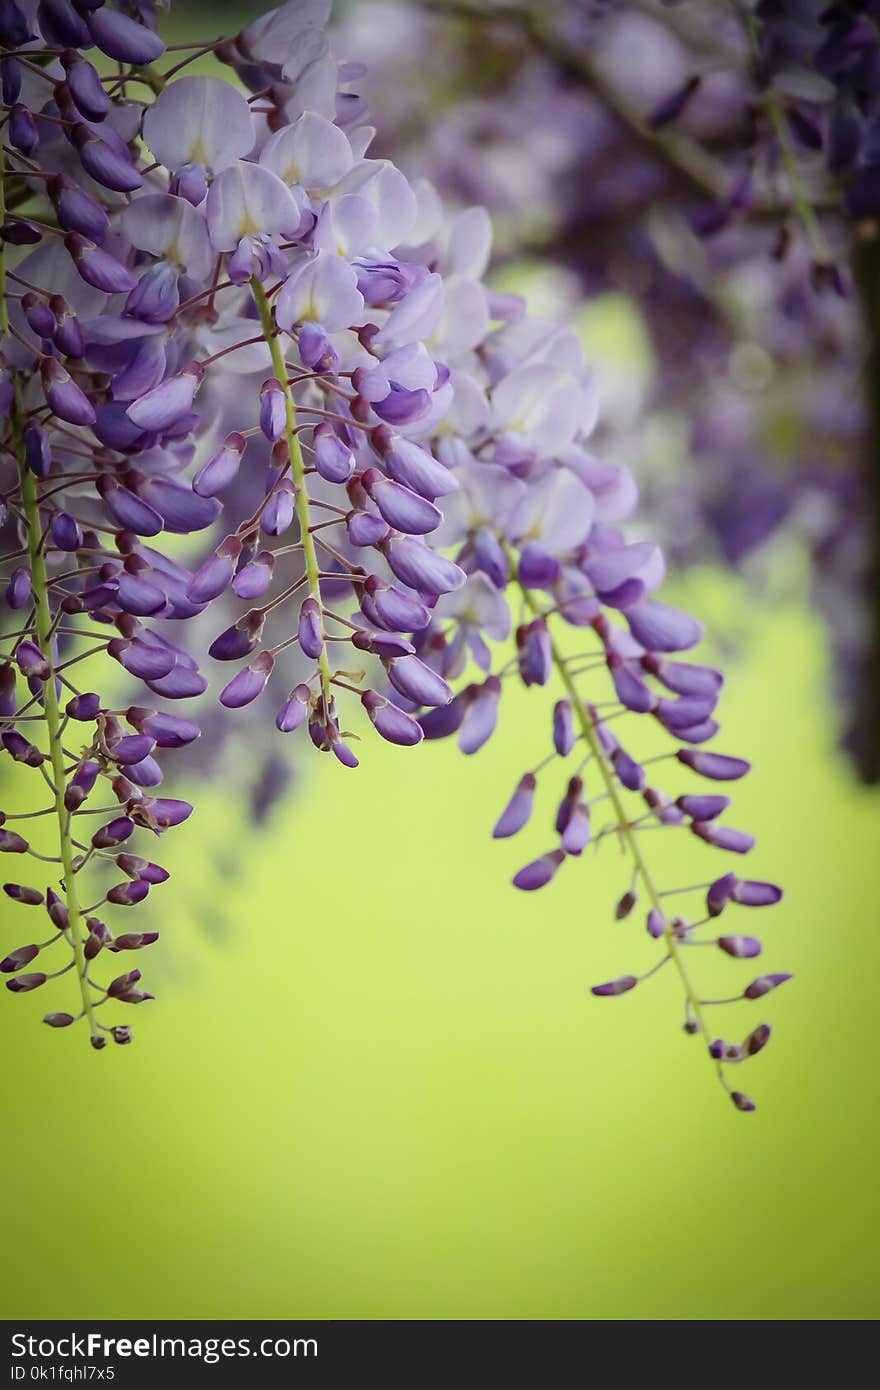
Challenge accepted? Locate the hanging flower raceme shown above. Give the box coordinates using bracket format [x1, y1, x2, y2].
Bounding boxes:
[0, 1, 787, 1106]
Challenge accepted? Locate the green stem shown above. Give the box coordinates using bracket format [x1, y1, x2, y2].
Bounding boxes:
[518, 582, 726, 1089]
[250, 277, 333, 711]
[11, 383, 98, 1043]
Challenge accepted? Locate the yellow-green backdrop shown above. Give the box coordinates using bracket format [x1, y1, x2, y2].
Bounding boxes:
[1, 0, 878, 1324]
[1, 586, 877, 1320]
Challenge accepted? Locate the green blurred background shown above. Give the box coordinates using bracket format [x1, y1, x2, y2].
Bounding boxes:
[2, 2, 878, 1324]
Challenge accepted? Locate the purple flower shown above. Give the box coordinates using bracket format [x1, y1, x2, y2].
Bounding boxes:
[513, 849, 566, 892]
[362, 691, 424, 746]
[220, 652, 275, 709]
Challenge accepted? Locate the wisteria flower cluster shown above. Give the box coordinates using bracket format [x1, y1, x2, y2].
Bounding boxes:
[0, 0, 786, 1108]
[346, 0, 880, 781]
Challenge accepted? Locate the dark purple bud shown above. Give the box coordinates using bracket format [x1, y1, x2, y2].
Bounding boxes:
[297, 597, 324, 659]
[644, 657, 723, 698]
[127, 364, 202, 434]
[386, 654, 453, 707]
[2, 731, 43, 767]
[108, 734, 155, 766]
[299, 322, 339, 374]
[99, 480, 163, 537]
[42, 357, 96, 427]
[64, 759, 99, 812]
[730, 1091, 756, 1113]
[52, 301, 85, 359]
[458, 676, 501, 755]
[130, 709, 199, 749]
[352, 630, 414, 659]
[591, 975, 638, 997]
[706, 872, 738, 917]
[561, 802, 592, 856]
[74, 124, 144, 194]
[62, 53, 110, 122]
[718, 935, 762, 959]
[733, 879, 783, 908]
[384, 537, 466, 596]
[50, 176, 110, 243]
[692, 822, 756, 854]
[107, 881, 150, 908]
[108, 637, 174, 682]
[0, 943, 39, 973]
[616, 890, 637, 920]
[22, 292, 56, 339]
[209, 610, 265, 662]
[134, 798, 193, 831]
[555, 775, 582, 836]
[9, 103, 38, 156]
[676, 794, 730, 821]
[111, 932, 159, 952]
[608, 654, 656, 713]
[45, 889, 65, 934]
[473, 528, 509, 588]
[275, 684, 311, 734]
[516, 619, 552, 687]
[50, 512, 83, 553]
[193, 433, 246, 498]
[493, 773, 536, 839]
[362, 690, 424, 746]
[0, 58, 21, 106]
[519, 542, 560, 589]
[259, 377, 287, 442]
[0, 217, 39, 246]
[3, 884, 44, 906]
[187, 536, 241, 604]
[65, 232, 136, 295]
[347, 509, 390, 547]
[220, 651, 275, 709]
[24, 425, 51, 479]
[373, 385, 430, 425]
[744, 973, 792, 1000]
[261, 480, 295, 537]
[627, 600, 703, 653]
[170, 163, 207, 205]
[6, 567, 32, 610]
[743, 1023, 771, 1057]
[646, 908, 665, 938]
[6, 972, 47, 992]
[107, 968, 143, 998]
[125, 261, 179, 323]
[362, 468, 441, 536]
[513, 848, 566, 892]
[233, 551, 275, 600]
[84, 919, 110, 959]
[384, 438, 457, 499]
[551, 701, 575, 758]
[91, 817, 135, 851]
[418, 695, 468, 739]
[37, 0, 88, 47]
[612, 747, 645, 792]
[117, 854, 169, 884]
[0, 2, 32, 47]
[313, 424, 355, 483]
[15, 641, 50, 681]
[86, 7, 165, 63]
[43, 1012, 75, 1028]
[111, 1025, 133, 1044]
[677, 749, 751, 781]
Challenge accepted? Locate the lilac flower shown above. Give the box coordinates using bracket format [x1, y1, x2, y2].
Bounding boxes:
[0, 0, 786, 1106]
